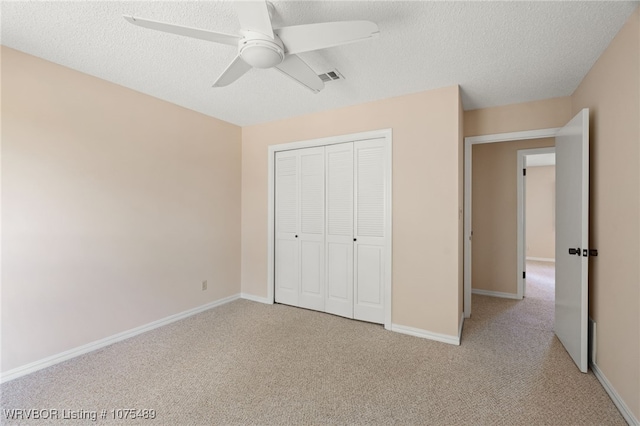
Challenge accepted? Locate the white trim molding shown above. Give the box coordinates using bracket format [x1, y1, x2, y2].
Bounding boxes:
[472, 288, 521, 300]
[526, 257, 555, 263]
[241, 293, 273, 304]
[458, 312, 465, 343]
[465, 128, 561, 145]
[267, 128, 393, 329]
[464, 127, 560, 318]
[591, 362, 639, 426]
[0, 294, 241, 383]
[391, 324, 461, 346]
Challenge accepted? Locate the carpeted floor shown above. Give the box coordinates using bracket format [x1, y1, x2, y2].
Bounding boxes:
[1, 261, 625, 425]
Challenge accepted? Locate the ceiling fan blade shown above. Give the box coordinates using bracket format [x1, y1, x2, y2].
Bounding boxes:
[275, 54, 324, 93]
[275, 21, 379, 54]
[213, 55, 252, 87]
[123, 15, 240, 46]
[234, 1, 274, 38]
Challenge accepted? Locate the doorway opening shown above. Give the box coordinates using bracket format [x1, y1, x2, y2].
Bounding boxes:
[466, 139, 558, 341]
[464, 109, 589, 372]
[518, 148, 556, 300]
[464, 128, 560, 318]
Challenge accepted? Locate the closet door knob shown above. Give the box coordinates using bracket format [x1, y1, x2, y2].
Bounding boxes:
[295, 235, 298, 238]
[353, 238, 357, 242]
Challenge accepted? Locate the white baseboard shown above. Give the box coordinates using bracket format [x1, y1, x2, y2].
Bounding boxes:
[391, 323, 460, 346]
[526, 257, 555, 263]
[240, 293, 273, 304]
[591, 362, 639, 426]
[472, 288, 521, 300]
[588, 317, 596, 364]
[458, 312, 465, 343]
[0, 293, 241, 384]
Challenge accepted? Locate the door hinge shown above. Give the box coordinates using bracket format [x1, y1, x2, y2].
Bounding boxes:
[523, 168, 526, 176]
[523, 271, 526, 279]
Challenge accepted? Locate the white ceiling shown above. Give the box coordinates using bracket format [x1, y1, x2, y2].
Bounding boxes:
[527, 153, 555, 167]
[1, 1, 637, 126]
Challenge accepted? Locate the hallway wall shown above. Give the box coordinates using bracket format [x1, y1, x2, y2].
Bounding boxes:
[471, 138, 555, 295]
[525, 165, 555, 261]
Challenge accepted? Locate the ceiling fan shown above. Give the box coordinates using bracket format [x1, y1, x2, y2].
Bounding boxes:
[124, 1, 379, 93]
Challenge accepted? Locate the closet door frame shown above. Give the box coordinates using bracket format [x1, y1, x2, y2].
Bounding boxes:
[267, 128, 393, 330]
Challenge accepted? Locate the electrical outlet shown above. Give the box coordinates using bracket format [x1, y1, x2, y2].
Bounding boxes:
[201, 280, 208, 291]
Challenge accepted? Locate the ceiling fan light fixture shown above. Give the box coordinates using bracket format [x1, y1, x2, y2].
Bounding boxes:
[239, 38, 284, 69]
[123, 1, 379, 92]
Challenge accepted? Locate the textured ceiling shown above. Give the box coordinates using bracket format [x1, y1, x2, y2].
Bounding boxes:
[1, 1, 638, 126]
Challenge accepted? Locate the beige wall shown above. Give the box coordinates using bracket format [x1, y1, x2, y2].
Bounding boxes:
[526, 166, 555, 260]
[465, 97, 572, 137]
[242, 86, 463, 337]
[571, 8, 639, 419]
[471, 138, 555, 294]
[1, 47, 242, 372]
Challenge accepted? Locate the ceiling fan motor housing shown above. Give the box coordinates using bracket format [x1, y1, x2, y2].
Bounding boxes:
[239, 31, 285, 69]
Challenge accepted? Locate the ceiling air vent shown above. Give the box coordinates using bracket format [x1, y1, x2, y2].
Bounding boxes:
[318, 70, 344, 82]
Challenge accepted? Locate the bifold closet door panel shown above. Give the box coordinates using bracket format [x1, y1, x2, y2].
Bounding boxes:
[275, 150, 300, 306]
[298, 147, 326, 312]
[354, 245, 384, 323]
[353, 138, 387, 324]
[325, 143, 354, 319]
[275, 137, 388, 324]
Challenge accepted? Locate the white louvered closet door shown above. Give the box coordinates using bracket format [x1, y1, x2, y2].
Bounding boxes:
[353, 138, 387, 324]
[297, 147, 326, 312]
[324, 143, 354, 319]
[274, 150, 299, 306]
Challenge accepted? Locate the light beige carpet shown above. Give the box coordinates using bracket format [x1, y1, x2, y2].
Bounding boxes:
[1, 262, 625, 425]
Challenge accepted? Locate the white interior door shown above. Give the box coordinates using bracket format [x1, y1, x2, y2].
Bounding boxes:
[555, 108, 589, 373]
[353, 139, 387, 324]
[298, 147, 325, 312]
[325, 143, 354, 318]
[274, 151, 299, 306]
